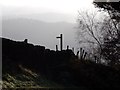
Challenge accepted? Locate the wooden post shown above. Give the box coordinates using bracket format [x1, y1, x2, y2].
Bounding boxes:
[80, 48, 82, 59]
[72, 47, 74, 53]
[60, 34, 63, 51]
[82, 50, 85, 59]
[76, 51, 79, 59]
[67, 45, 69, 50]
[83, 52, 87, 60]
[24, 39, 28, 43]
[94, 56, 97, 62]
[56, 45, 58, 51]
[56, 34, 63, 51]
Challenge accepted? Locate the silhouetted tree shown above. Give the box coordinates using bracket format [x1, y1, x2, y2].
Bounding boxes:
[93, 1, 120, 66]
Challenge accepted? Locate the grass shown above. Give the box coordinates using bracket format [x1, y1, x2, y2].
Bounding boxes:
[2, 65, 62, 88]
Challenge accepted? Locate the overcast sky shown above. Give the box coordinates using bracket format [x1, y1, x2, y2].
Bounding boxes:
[1, 0, 96, 23]
[1, 0, 119, 50]
[1, 0, 120, 22]
[1, 0, 94, 12]
[1, 0, 96, 51]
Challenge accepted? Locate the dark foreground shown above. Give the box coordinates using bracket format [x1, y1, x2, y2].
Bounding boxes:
[2, 37, 120, 89]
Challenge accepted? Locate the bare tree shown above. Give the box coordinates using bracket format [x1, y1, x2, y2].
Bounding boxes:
[76, 10, 105, 61]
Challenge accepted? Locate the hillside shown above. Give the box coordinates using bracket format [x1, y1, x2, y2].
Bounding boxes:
[3, 65, 61, 88]
[2, 37, 78, 89]
[2, 37, 120, 89]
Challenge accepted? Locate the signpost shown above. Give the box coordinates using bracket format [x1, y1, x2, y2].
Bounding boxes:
[56, 34, 63, 51]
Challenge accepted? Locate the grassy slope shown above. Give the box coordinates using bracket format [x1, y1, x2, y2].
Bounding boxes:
[2, 64, 61, 88]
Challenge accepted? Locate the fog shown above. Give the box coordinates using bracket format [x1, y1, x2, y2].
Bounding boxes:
[2, 18, 78, 50]
[1, 0, 95, 51]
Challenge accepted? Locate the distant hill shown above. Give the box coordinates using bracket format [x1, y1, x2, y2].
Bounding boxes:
[2, 18, 77, 50]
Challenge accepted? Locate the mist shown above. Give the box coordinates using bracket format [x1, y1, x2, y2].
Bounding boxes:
[1, 0, 95, 51]
[2, 16, 78, 51]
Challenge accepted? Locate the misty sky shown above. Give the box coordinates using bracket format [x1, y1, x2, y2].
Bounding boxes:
[0, 0, 100, 51]
[1, 0, 120, 23]
[2, 0, 119, 51]
[1, 0, 95, 23]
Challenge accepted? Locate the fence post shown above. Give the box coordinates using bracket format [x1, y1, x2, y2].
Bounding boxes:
[80, 48, 82, 60]
[83, 52, 87, 60]
[72, 47, 74, 53]
[56, 45, 58, 51]
[24, 39, 28, 43]
[76, 51, 79, 59]
[60, 34, 63, 51]
[67, 45, 69, 50]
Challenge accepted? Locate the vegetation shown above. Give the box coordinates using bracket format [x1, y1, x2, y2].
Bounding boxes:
[3, 65, 61, 88]
[93, 1, 120, 66]
[2, 1, 120, 89]
[77, 1, 120, 67]
[77, 10, 105, 61]
[2, 37, 120, 89]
